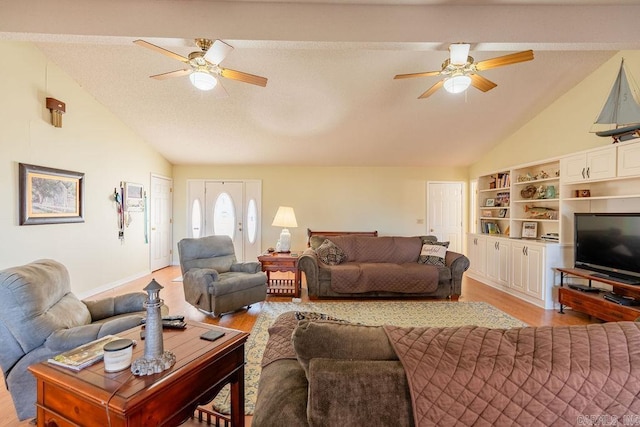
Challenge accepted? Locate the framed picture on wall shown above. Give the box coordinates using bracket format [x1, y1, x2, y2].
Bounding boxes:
[522, 221, 538, 239]
[19, 163, 85, 225]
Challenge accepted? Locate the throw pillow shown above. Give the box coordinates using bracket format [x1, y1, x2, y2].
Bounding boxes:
[315, 239, 346, 265]
[418, 241, 449, 266]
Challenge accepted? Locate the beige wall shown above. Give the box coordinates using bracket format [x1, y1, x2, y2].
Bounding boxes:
[469, 51, 640, 177]
[0, 41, 172, 297]
[4, 39, 638, 297]
[172, 165, 468, 262]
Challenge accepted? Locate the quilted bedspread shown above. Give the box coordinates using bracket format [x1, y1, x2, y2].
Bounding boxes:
[384, 322, 640, 427]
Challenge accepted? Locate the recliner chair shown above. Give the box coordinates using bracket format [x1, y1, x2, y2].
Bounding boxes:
[178, 235, 267, 316]
[0, 259, 154, 420]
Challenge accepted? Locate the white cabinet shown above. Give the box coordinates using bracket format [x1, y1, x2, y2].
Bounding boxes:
[466, 234, 486, 277]
[561, 146, 616, 183]
[511, 241, 543, 299]
[617, 140, 640, 177]
[485, 237, 510, 288]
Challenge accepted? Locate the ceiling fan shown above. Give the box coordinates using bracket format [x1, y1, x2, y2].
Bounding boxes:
[394, 43, 534, 99]
[133, 38, 268, 96]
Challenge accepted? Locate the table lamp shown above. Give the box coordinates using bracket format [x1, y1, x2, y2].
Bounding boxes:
[272, 206, 298, 252]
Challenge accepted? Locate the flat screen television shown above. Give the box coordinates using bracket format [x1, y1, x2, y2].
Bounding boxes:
[574, 213, 640, 284]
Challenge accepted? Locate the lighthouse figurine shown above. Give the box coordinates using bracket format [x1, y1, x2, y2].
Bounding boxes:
[131, 279, 176, 376]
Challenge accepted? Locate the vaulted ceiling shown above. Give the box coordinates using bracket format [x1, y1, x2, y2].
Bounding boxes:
[2, 1, 640, 166]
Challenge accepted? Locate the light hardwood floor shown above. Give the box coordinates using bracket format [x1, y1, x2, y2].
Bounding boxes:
[1, 266, 598, 427]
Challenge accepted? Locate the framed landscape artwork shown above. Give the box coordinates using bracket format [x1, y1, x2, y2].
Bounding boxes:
[19, 163, 85, 225]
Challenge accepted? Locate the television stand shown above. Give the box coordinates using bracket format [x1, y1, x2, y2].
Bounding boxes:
[556, 268, 640, 322]
[588, 272, 640, 286]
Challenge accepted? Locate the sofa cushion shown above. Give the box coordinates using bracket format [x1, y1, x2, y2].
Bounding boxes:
[292, 320, 397, 377]
[418, 241, 449, 266]
[307, 359, 413, 427]
[323, 236, 422, 264]
[315, 239, 346, 265]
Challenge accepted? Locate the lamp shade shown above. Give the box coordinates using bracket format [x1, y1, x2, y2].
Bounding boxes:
[189, 71, 217, 91]
[443, 74, 471, 94]
[272, 206, 298, 228]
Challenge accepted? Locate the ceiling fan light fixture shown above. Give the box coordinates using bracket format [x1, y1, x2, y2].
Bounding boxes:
[189, 71, 217, 91]
[443, 74, 471, 94]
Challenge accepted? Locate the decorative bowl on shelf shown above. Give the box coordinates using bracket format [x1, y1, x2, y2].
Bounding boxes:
[520, 185, 536, 199]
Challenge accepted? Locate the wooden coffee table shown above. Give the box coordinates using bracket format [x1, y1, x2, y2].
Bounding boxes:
[29, 321, 248, 427]
[258, 252, 301, 297]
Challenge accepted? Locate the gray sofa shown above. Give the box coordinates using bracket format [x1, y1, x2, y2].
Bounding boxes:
[298, 234, 469, 300]
[0, 259, 153, 420]
[253, 312, 640, 427]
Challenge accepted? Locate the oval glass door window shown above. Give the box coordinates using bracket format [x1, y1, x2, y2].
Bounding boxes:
[247, 198, 258, 244]
[191, 198, 202, 238]
[213, 192, 236, 239]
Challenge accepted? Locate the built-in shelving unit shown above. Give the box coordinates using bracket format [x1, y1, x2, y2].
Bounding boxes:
[468, 139, 640, 311]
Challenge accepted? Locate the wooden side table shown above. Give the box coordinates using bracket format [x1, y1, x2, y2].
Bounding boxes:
[258, 252, 301, 297]
[29, 321, 248, 427]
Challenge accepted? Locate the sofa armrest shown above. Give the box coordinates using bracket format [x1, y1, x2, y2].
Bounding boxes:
[83, 292, 147, 321]
[298, 249, 319, 297]
[445, 251, 470, 297]
[231, 261, 262, 274]
[307, 359, 413, 427]
[181, 268, 220, 311]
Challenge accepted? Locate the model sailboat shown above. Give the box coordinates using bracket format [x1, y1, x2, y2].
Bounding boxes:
[593, 58, 640, 143]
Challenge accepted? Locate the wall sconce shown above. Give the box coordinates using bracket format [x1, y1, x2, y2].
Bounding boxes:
[46, 97, 66, 128]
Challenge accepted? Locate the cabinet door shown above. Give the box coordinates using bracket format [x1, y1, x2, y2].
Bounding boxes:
[485, 238, 499, 283]
[586, 148, 617, 181]
[486, 238, 510, 287]
[524, 244, 543, 299]
[510, 243, 527, 293]
[561, 148, 616, 183]
[561, 153, 588, 183]
[496, 240, 510, 287]
[617, 141, 640, 177]
[467, 234, 486, 276]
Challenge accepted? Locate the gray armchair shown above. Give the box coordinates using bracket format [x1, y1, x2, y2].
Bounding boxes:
[177, 235, 267, 317]
[0, 259, 152, 421]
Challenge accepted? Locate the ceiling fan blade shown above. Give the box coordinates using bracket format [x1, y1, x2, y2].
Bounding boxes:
[220, 68, 268, 87]
[470, 73, 498, 92]
[475, 50, 534, 71]
[204, 39, 234, 65]
[394, 70, 441, 80]
[133, 39, 189, 63]
[418, 80, 445, 99]
[150, 69, 192, 80]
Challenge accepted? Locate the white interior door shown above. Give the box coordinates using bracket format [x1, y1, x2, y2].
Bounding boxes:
[426, 181, 463, 253]
[149, 175, 173, 271]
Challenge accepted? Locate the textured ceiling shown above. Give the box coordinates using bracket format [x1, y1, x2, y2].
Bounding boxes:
[2, 1, 639, 167]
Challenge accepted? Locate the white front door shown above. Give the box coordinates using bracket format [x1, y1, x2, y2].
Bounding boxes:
[426, 181, 464, 253]
[205, 181, 244, 259]
[149, 175, 173, 271]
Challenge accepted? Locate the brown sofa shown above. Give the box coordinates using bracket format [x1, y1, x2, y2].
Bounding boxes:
[298, 232, 469, 300]
[253, 312, 640, 427]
